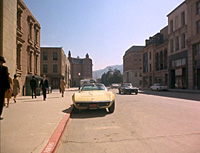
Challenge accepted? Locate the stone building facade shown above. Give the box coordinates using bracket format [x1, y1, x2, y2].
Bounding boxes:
[123, 46, 144, 87]
[167, 1, 188, 89]
[0, 0, 17, 77]
[153, 26, 169, 86]
[186, 0, 200, 89]
[40, 47, 70, 89]
[68, 51, 93, 87]
[141, 27, 169, 88]
[16, 0, 41, 95]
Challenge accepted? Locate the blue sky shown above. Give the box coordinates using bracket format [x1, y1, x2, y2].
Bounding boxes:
[23, 0, 184, 70]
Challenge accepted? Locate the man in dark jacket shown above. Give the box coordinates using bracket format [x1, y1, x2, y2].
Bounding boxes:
[39, 75, 49, 101]
[0, 56, 10, 120]
[30, 76, 37, 99]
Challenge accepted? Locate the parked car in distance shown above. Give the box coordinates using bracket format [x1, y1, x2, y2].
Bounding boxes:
[150, 83, 168, 91]
[118, 83, 138, 95]
[110, 83, 119, 89]
[72, 83, 115, 113]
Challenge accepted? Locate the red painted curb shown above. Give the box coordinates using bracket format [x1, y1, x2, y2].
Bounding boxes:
[41, 106, 73, 153]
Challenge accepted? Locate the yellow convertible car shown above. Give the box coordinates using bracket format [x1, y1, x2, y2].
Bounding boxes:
[72, 83, 115, 113]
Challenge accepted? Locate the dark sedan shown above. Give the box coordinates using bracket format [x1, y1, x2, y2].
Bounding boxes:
[118, 83, 138, 95]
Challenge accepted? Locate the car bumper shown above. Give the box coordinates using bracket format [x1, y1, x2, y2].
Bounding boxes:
[73, 100, 113, 110]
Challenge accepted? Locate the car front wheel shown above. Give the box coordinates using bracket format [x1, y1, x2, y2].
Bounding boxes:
[73, 105, 79, 114]
[108, 101, 115, 113]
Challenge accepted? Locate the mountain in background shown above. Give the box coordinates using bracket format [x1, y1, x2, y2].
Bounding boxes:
[93, 64, 123, 79]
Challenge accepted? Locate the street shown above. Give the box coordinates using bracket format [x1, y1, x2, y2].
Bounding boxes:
[56, 89, 200, 153]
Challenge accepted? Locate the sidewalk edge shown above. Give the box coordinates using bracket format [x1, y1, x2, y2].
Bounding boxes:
[41, 106, 73, 153]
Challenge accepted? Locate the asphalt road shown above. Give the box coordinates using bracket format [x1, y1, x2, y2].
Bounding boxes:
[56, 89, 200, 153]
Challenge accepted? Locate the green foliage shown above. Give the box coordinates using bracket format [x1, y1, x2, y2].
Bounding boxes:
[100, 69, 123, 86]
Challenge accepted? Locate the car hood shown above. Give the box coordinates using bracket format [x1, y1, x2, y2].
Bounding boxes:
[73, 90, 114, 102]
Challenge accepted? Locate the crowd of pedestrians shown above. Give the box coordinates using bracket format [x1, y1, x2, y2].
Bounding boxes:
[0, 55, 67, 120]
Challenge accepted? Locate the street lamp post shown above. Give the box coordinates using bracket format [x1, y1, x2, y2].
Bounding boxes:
[78, 73, 81, 90]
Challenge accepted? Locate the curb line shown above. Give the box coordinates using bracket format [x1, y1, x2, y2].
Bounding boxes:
[41, 106, 73, 153]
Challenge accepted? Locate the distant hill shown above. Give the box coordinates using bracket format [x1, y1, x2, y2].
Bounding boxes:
[93, 64, 123, 79]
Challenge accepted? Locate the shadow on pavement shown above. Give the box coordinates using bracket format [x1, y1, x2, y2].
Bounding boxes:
[62, 105, 73, 114]
[48, 96, 62, 99]
[71, 109, 108, 119]
[21, 99, 42, 102]
[139, 90, 200, 102]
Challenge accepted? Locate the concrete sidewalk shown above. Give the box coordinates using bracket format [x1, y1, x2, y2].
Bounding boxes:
[0, 88, 77, 153]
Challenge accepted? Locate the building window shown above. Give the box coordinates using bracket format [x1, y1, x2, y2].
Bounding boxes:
[149, 52, 151, 60]
[181, 33, 186, 49]
[194, 43, 200, 56]
[197, 1, 200, 15]
[53, 64, 57, 73]
[29, 23, 33, 40]
[181, 11, 185, 26]
[43, 64, 48, 73]
[17, 10, 22, 30]
[170, 39, 174, 53]
[29, 52, 32, 72]
[175, 36, 179, 51]
[35, 29, 38, 45]
[43, 52, 47, 60]
[175, 16, 179, 30]
[16, 44, 22, 70]
[53, 52, 58, 60]
[143, 53, 148, 73]
[156, 53, 159, 71]
[160, 51, 163, 70]
[34, 55, 38, 74]
[170, 20, 173, 33]
[149, 64, 151, 72]
[197, 20, 200, 34]
[135, 72, 137, 77]
[164, 49, 168, 69]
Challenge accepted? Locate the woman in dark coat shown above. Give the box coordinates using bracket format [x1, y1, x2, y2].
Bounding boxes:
[39, 75, 49, 101]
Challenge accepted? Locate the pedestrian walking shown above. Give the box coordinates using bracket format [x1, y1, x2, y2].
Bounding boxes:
[0, 56, 10, 120]
[30, 76, 37, 99]
[13, 74, 20, 103]
[60, 77, 66, 97]
[5, 72, 13, 108]
[39, 75, 49, 101]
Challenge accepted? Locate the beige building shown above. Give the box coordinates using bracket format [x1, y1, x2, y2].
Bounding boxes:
[17, 0, 41, 95]
[123, 46, 144, 87]
[186, 0, 200, 89]
[153, 26, 169, 86]
[0, 0, 17, 77]
[1, 0, 41, 96]
[167, 1, 188, 89]
[40, 47, 70, 89]
[142, 27, 169, 88]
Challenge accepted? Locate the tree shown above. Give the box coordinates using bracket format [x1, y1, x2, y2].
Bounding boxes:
[100, 69, 123, 86]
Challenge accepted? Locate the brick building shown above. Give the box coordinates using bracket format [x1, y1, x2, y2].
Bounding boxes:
[40, 47, 70, 89]
[123, 46, 144, 87]
[68, 51, 93, 87]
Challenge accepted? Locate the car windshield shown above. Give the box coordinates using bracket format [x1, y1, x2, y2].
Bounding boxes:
[154, 83, 161, 86]
[81, 84, 106, 91]
[121, 83, 131, 87]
